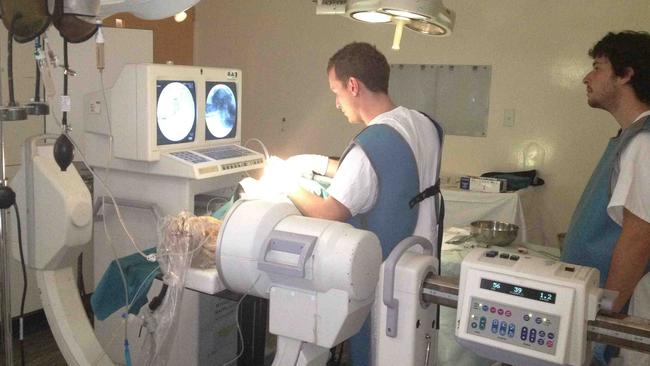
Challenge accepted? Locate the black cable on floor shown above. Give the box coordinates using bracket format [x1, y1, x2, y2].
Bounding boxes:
[14, 203, 28, 366]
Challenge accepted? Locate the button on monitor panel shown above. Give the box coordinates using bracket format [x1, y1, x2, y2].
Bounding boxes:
[197, 145, 253, 160]
[169, 151, 209, 164]
[466, 297, 559, 355]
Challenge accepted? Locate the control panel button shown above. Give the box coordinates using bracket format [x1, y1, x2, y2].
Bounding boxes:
[547, 332, 555, 340]
[491, 320, 499, 334]
[471, 322, 478, 329]
[482, 305, 489, 312]
[497, 309, 504, 316]
[538, 331, 546, 338]
[547, 340, 554, 348]
[529, 329, 537, 343]
[523, 314, 531, 321]
[486, 250, 499, 258]
[499, 321, 508, 336]
[508, 323, 516, 338]
[490, 307, 497, 313]
[505, 310, 512, 317]
[535, 317, 543, 324]
[499, 253, 510, 259]
[509, 255, 520, 261]
[479, 317, 487, 330]
[520, 326, 528, 341]
[537, 338, 545, 346]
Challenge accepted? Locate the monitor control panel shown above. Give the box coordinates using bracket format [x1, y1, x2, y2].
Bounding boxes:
[465, 297, 560, 355]
[456, 248, 601, 366]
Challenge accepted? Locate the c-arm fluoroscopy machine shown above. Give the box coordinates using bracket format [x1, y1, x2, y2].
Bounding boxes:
[4, 2, 650, 364]
[9, 135, 650, 366]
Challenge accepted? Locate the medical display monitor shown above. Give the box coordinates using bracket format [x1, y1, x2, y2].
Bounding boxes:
[156, 80, 197, 145]
[85, 64, 245, 163]
[205, 81, 237, 140]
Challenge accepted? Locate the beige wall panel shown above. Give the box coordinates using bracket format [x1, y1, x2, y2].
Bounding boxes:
[195, 0, 650, 246]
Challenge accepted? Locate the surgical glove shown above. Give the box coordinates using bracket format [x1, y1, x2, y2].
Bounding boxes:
[238, 176, 292, 202]
[299, 178, 329, 198]
[260, 156, 302, 195]
[286, 154, 329, 177]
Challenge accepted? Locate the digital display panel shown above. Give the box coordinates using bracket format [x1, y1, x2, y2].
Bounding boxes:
[480, 278, 556, 304]
[156, 80, 197, 145]
[205, 81, 237, 140]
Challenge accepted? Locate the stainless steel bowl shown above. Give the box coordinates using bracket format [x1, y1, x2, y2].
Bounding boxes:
[470, 220, 519, 246]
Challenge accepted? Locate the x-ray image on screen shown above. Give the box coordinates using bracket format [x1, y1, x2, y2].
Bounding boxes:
[205, 81, 237, 140]
[156, 80, 197, 145]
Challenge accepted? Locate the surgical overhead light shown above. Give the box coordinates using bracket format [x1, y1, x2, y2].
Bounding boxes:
[351, 10, 392, 23]
[0, 0, 51, 43]
[318, 0, 455, 50]
[99, 0, 201, 20]
[48, 0, 101, 43]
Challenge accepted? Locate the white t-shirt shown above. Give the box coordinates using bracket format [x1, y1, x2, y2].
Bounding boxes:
[607, 111, 650, 226]
[606, 111, 650, 366]
[328, 106, 442, 245]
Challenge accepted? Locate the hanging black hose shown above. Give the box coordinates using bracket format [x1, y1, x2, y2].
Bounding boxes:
[34, 38, 42, 102]
[62, 39, 69, 127]
[7, 30, 17, 107]
[13, 204, 28, 366]
[26, 36, 50, 117]
[53, 39, 74, 171]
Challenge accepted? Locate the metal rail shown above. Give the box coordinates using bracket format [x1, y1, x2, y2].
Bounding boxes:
[421, 275, 650, 355]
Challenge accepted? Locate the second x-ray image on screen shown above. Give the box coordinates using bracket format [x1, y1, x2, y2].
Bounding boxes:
[205, 81, 237, 140]
[156, 80, 197, 145]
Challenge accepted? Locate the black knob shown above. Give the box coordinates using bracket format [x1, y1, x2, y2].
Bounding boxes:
[0, 186, 16, 209]
[53, 134, 74, 171]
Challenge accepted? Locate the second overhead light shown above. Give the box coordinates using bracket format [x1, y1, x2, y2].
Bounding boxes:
[346, 0, 455, 49]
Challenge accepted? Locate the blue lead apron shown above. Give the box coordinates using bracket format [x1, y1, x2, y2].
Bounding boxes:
[342, 118, 444, 366]
[344, 124, 419, 366]
[561, 116, 650, 364]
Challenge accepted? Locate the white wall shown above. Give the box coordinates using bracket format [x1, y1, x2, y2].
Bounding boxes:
[194, 0, 650, 246]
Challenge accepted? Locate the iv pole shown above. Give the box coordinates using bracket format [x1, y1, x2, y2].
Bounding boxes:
[0, 26, 31, 365]
[0, 35, 15, 366]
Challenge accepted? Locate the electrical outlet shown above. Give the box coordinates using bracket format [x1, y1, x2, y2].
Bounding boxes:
[89, 100, 101, 114]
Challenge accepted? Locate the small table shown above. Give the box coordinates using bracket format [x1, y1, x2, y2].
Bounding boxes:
[441, 187, 546, 245]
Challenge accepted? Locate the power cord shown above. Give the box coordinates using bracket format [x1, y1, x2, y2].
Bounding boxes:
[13, 204, 27, 366]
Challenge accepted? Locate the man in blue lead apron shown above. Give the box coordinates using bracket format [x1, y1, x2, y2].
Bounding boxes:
[561, 31, 650, 366]
[287, 42, 443, 366]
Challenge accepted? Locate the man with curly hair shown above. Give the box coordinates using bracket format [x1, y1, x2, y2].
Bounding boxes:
[561, 31, 650, 365]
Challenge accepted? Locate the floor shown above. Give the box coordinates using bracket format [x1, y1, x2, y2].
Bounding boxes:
[1, 328, 67, 366]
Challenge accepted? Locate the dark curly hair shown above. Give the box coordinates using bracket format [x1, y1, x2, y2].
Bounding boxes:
[589, 31, 650, 105]
[327, 42, 390, 93]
